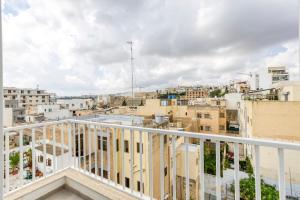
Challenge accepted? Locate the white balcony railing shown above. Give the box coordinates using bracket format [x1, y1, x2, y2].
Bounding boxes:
[1, 119, 300, 200]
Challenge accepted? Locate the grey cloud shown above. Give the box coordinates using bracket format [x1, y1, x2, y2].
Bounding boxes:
[2, 0, 298, 95]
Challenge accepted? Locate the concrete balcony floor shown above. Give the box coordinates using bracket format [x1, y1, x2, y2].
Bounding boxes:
[41, 189, 86, 200]
[5, 168, 142, 200]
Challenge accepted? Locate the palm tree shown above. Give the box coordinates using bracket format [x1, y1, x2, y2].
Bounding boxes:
[9, 152, 20, 174]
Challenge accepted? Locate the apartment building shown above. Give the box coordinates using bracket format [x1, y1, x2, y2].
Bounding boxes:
[229, 81, 250, 93]
[251, 66, 289, 90]
[56, 98, 94, 110]
[3, 100, 25, 127]
[239, 99, 300, 191]
[37, 104, 72, 120]
[186, 99, 227, 134]
[273, 81, 300, 101]
[134, 91, 158, 99]
[135, 98, 227, 135]
[4, 87, 51, 108]
[184, 87, 209, 100]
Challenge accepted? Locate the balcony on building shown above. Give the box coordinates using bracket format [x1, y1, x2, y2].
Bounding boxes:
[1, 117, 300, 200]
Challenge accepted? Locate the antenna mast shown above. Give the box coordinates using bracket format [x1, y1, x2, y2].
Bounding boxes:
[127, 41, 135, 125]
[127, 41, 134, 107]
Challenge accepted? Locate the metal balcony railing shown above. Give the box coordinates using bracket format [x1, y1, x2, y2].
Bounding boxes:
[1, 119, 300, 200]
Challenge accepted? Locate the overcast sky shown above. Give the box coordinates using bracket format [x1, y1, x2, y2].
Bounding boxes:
[2, 0, 299, 95]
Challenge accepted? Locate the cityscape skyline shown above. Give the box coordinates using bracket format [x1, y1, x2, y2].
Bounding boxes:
[2, 0, 299, 96]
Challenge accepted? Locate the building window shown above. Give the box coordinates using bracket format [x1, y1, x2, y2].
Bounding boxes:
[46, 158, 52, 166]
[220, 113, 225, 118]
[197, 113, 202, 118]
[137, 142, 143, 154]
[200, 126, 203, 131]
[38, 155, 43, 163]
[117, 173, 120, 184]
[164, 167, 168, 176]
[219, 125, 225, 130]
[204, 126, 211, 131]
[103, 170, 108, 179]
[137, 181, 144, 192]
[124, 140, 129, 153]
[116, 139, 119, 152]
[204, 114, 210, 118]
[125, 177, 130, 188]
[98, 136, 107, 151]
[164, 135, 168, 144]
[216, 100, 220, 105]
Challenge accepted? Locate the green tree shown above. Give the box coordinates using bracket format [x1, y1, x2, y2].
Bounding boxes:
[230, 176, 279, 200]
[10, 152, 20, 172]
[209, 89, 223, 98]
[245, 156, 253, 175]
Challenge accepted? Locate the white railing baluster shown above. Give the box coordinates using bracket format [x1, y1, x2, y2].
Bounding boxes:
[121, 128, 125, 189]
[5, 131, 9, 193]
[107, 128, 111, 180]
[72, 123, 76, 168]
[216, 141, 221, 200]
[94, 125, 98, 176]
[88, 125, 92, 174]
[148, 132, 153, 199]
[113, 128, 117, 185]
[199, 140, 205, 200]
[130, 129, 134, 192]
[278, 148, 285, 200]
[68, 123, 72, 166]
[43, 126, 47, 177]
[254, 145, 261, 200]
[19, 130, 24, 186]
[100, 126, 103, 179]
[32, 128, 36, 181]
[139, 130, 143, 196]
[234, 143, 240, 200]
[185, 137, 190, 200]
[160, 134, 164, 200]
[83, 124, 86, 171]
[53, 125, 56, 172]
[172, 135, 176, 200]
[78, 125, 81, 170]
[61, 124, 64, 170]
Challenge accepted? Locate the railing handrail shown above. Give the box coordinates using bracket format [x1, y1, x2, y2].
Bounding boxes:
[3, 120, 69, 132]
[5, 119, 300, 151]
[70, 119, 300, 151]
